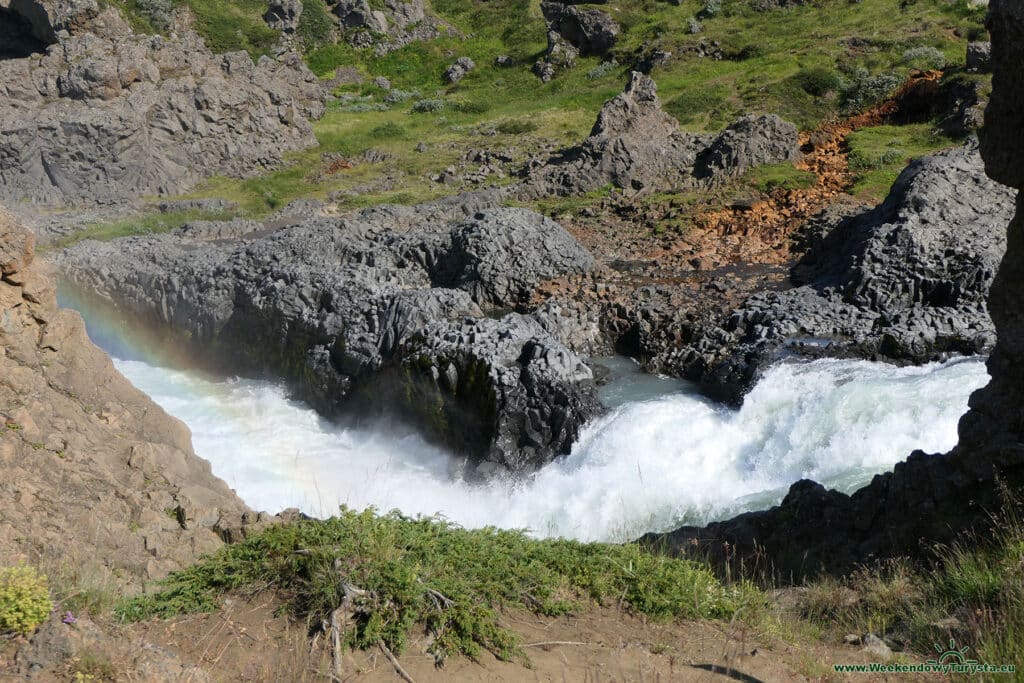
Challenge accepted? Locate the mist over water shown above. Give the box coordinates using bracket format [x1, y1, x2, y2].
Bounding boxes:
[111, 353, 988, 542]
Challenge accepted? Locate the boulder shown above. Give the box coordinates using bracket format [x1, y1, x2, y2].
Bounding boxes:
[663, 141, 1014, 402]
[444, 56, 475, 84]
[57, 204, 600, 472]
[264, 0, 303, 32]
[541, 2, 619, 57]
[520, 72, 800, 197]
[532, 30, 578, 82]
[648, 0, 1024, 578]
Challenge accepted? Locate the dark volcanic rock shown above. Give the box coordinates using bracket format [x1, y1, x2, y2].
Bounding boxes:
[0, 1, 325, 206]
[265, 0, 303, 32]
[648, 0, 1024, 579]
[662, 141, 1014, 403]
[57, 205, 599, 473]
[520, 72, 799, 198]
[541, 2, 619, 57]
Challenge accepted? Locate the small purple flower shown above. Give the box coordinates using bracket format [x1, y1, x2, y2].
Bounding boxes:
[62, 611, 76, 625]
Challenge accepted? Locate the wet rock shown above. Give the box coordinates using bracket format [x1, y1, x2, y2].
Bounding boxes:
[57, 203, 598, 471]
[667, 141, 1013, 403]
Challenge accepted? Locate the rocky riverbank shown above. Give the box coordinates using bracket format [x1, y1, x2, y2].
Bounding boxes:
[649, 0, 1024, 578]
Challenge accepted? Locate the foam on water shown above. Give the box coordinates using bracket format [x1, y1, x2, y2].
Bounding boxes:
[111, 354, 988, 542]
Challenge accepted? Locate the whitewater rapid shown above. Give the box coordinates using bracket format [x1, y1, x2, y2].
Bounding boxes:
[111, 354, 988, 542]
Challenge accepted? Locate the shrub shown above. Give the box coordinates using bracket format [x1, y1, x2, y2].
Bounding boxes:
[902, 46, 946, 70]
[370, 122, 405, 139]
[700, 0, 723, 18]
[0, 565, 53, 636]
[132, 0, 176, 31]
[687, 17, 703, 34]
[411, 98, 445, 113]
[452, 100, 492, 114]
[839, 67, 901, 114]
[496, 119, 538, 135]
[297, 0, 335, 48]
[586, 60, 619, 80]
[793, 66, 842, 97]
[117, 509, 761, 663]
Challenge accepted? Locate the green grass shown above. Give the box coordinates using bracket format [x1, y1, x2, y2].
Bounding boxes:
[117, 508, 761, 664]
[846, 123, 958, 201]
[126, 0, 984, 217]
[46, 209, 234, 251]
[746, 162, 817, 193]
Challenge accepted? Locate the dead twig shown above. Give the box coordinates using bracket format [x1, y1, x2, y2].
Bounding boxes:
[378, 640, 417, 683]
[523, 640, 595, 648]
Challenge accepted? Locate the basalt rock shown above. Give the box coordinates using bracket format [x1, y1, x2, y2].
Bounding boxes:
[0, 1, 324, 206]
[520, 72, 799, 198]
[264, 0, 303, 32]
[648, 0, 1024, 578]
[57, 205, 599, 473]
[331, 0, 456, 54]
[541, 2, 619, 57]
[659, 141, 1014, 403]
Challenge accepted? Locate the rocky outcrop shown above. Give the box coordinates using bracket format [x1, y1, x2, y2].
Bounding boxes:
[331, 0, 456, 53]
[0, 0, 324, 206]
[648, 0, 1024, 578]
[656, 141, 1014, 402]
[541, 2, 619, 57]
[0, 207, 256, 584]
[520, 72, 800, 198]
[264, 0, 303, 32]
[532, 30, 578, 82]
[56, 205, 600, 474]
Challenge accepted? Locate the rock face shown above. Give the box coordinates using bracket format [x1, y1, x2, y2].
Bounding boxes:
[0, 207, 254, 584]
[966, 40, 992, 72]
[331, 0, 455, 53]
[660, 142, 1015, 402]
[649, 0, 1024, 578]
[521, 72, 800, 198]
[264, 0, 303, 32]
[0, 0, 324, 206]
[57, 205, 601, 473]
[541, 2, 619, 57]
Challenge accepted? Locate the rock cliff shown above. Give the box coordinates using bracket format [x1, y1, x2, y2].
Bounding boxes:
[0, 207, 255, 584]
[0, 0, 324, 205]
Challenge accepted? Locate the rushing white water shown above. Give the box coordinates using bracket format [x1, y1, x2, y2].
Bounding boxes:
[111, 354, 988, 542]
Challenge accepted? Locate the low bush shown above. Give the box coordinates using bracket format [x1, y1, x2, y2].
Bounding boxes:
[793, 66, 842, 97]
[117, 509, 761, 664]
[0, 565, 53, 636]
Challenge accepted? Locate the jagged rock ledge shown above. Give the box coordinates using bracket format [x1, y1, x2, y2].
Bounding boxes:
[56, 205, 602, 475]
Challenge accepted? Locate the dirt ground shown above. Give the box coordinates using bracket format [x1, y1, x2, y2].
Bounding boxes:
[128, 596, 926, 683]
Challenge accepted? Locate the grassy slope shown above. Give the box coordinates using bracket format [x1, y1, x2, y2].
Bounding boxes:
[89, 0, 985, 230]
[109, 501, 1024, 672]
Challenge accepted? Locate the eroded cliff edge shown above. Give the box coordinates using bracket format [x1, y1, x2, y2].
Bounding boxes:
[0, 207, 257, 583]
[648, 0, 1024, 579]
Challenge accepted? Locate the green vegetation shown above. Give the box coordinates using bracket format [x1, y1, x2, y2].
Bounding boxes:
[746, 162, 817, 193]
[117, 508, 761, 663]
[45, 209, 234, 251]
[846, 123, 957, 200]
[789, 491, 1024, 672]
[0, 565, 53, 636]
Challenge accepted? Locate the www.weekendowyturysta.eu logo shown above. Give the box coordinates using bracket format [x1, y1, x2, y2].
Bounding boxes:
[832, 638, 1016, 675]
